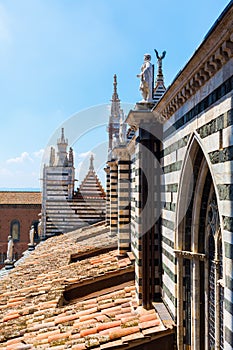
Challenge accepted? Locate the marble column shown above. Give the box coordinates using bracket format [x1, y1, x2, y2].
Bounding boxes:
[215, 259, 221, 350]
[109, 161, 118, 237]
[115, 148, 131, 255]
[177, 254, 184, 350]
[104, 166, 110, 226]
[192, 256, 200, 350]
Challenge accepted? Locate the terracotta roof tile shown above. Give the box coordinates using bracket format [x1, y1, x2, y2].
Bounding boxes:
[0, 223, 173, 349]
[139, 318, 161, 329]
[72, 345, 86, 350]
[0, 191, 41, 205]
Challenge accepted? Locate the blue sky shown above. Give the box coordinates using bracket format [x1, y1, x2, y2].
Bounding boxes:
[0, 0, 230, 189]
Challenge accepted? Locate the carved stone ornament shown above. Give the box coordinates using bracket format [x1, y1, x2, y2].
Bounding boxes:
[137, 54, 154, 102]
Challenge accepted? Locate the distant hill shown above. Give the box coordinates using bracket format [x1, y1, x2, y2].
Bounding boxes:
[0, 188, 41, 192]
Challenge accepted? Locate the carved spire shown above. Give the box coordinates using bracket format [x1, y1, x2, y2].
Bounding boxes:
[56, 128, 68, 166]
[89, 154, 94, 171]
[154, 50, 166, 82]
[153, 49, 166, 104]
[108, 75, 125, 160]
[112, 74, 120, 102]
[111, 74, 121, 117]
[49, 146, 55, 166]
[61, 127, 65, 142]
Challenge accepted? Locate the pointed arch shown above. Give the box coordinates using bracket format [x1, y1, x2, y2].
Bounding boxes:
[175, 132, 224, 349]
[175, 132, 223, 245]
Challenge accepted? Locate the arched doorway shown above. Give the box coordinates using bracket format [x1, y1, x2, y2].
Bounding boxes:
[175, 135, 224, 350]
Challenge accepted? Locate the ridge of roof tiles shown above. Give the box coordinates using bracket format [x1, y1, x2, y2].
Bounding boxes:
[0, 191, 41, 205]
[0, 223, 173, 349]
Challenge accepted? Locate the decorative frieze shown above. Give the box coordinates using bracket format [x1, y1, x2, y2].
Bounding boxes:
[154, 15, 233, 121]
[164, 76, 233, 138]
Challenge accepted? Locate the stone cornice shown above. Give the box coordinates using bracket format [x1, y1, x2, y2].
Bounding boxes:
[174, 249, 206, 261]
[154, 4, 233, 121]
[126, 108, 154, 129]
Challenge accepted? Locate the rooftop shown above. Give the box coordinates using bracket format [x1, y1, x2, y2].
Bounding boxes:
[0, 191, 41, 205]
[0, 223, 174, 349]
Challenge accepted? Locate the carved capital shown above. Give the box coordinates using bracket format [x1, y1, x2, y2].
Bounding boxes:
[222, 39, 233, 59]
[113, 145, 130, 161]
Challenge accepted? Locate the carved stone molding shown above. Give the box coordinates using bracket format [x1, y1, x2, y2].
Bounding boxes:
[153, 5, 233, 122]
[174, 249, 206, 261]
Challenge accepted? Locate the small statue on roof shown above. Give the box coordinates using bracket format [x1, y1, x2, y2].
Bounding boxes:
[37, 217, 42, 239]
[119, 113, 127, 145]
[28, 225, 36, 251]
[137, 53, 154, 102]
[4, 235, 15, 269]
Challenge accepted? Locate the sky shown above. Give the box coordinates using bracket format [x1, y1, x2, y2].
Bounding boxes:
[0, 0, 231, 190]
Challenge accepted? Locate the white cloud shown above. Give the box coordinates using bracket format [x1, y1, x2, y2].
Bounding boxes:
[7, 152, 33, 164]
[0, 149, 44, 188]
[33, 149, 44, 159]
[77, 151, 94, 159]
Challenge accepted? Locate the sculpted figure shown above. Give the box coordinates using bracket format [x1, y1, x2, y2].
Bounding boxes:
[137, 54, 153, 102]
[112, 134, 118, 148]
[6, 235, 14, 262]
[37, 219, 42, 239]
[154, 49, 166, 70]
[119, 115, 127, 144]
[29, 225, 35, 246]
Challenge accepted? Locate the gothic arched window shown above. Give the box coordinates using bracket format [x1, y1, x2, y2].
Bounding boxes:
[10, 220, 20, 241]
[207, 192, 224, 350]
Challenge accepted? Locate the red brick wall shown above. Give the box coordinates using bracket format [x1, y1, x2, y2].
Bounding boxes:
[0, 204, 41, 267]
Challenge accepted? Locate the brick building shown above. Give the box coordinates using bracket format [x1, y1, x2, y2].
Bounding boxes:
[0, 191, 41, 267]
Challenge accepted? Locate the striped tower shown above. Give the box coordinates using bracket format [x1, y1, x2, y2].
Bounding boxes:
[114, 147, 131, 255]
[42, 134, 106, 237]
[126, 109, 163, 309]
[42, 128, 76, 236]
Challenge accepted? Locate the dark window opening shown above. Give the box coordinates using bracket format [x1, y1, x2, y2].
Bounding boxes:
[10, 220, 20, 241]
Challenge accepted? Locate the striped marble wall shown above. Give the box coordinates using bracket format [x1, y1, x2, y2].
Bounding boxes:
[105, 167, 110, 226]
[161, 58, 233, 348]
[109, 161, 118, 237]
[117, 157, 131, 255]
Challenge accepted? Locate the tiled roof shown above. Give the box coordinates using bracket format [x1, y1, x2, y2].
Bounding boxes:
[0, 224, 173, 349]
[0, 191, 41, 205]
[77, 170, 106, 199]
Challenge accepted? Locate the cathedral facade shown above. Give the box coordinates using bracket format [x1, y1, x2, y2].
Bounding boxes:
[106, 2, 233, 349]
[41, 128, 106, 238]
